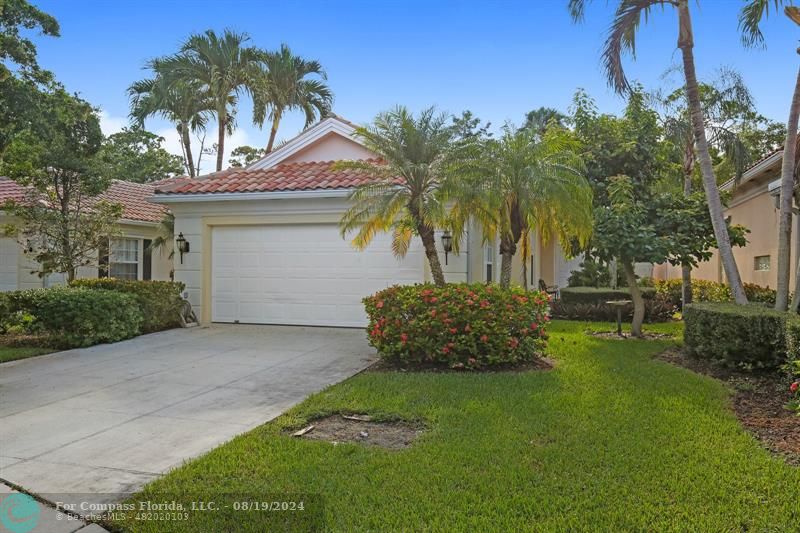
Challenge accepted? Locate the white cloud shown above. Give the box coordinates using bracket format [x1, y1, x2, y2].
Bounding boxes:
[98, 110, 128, 136]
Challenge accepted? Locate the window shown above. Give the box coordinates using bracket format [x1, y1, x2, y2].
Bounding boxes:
[110, 238, 139, 280]
[754, 255, 770, 272]
[485, 242, 495, 282]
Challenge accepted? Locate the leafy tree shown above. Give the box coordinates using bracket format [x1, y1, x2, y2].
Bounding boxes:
[99, 127, 183, 183]
[0, 0, 59, 79]
[252, 43, 332, 153]
[228, 145, 266, 167]
[593, 175, 746, 337]
[448, 124, 593, 288]
[128, 74, 213, 178]
[153, 29, 263, 172]
[522, 107, 568, 138]
[569, 0, 750, 304]
[336, 106, 456, 286]
[450, 110, 492, 140]
[2, 90, 121, 281]
[740, 0, 800, 311]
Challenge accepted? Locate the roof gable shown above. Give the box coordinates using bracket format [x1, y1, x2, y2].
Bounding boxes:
[248, 115, 371, 170]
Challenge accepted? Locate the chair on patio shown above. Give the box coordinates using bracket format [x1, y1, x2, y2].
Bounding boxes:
[538, 279, 560, 301]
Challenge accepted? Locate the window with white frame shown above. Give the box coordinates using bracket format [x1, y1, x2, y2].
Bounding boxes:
[110, 238, 139, 280]
[484, 241, 495, 282]
[754, 255, 770, 272]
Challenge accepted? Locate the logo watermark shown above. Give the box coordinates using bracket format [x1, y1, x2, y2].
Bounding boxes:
[0, 493, 40, 533]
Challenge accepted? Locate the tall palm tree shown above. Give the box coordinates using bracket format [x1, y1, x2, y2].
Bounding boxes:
[568, 0, 749, 304]
[448, 125, 593, 288]
[740, 1, 800, 311]
[252, 44, 333, 153]
[656, 70, 756, 308]
[128, 75, 212, 178]
[153, 29, 263, 172]
[336, 106, 455, 287]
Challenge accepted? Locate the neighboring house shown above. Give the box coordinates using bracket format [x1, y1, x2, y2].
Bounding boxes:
[653, 148, 792, 290]
[153, 115, 581, 327]
[0, 177, 173, 291]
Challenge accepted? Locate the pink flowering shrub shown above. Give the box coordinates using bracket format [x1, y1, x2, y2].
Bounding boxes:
[363, 283, 550, 369]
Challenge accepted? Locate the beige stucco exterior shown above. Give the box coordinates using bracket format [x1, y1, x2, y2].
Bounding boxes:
[281, 132, 375, 164]
[653, 152, 790, 291]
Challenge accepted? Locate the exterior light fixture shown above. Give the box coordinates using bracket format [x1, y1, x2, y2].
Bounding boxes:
[176, 232, 190, 264]
[440, 230, 453, 265]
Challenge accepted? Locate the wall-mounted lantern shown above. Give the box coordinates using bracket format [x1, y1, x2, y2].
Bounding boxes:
[440, 230, 453, 265]
[176, 232, 190, 264]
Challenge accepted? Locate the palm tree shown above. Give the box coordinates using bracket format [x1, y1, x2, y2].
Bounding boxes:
[448, 125, 593, 288]
[568, 0, 749, 304]
[656, 70, 757, 308]
[522, 107, 568, 138]
[252, 44, 333, 153]
[153, 29, 263, 172]
[740, 1, 800, 311]
[336, 106, 455, 287]
[128, 75, 212, 178]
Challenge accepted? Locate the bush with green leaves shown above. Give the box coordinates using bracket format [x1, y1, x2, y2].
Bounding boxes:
[70, 279, 185, 333]
[550, 298, 674, 323]
[785, 320, 800, 414]
[560, 286, 656, 305]
[363, 283, 549, 369]
[0, 287, 142, 348]
[655, 279, 777, 308]
[684, 303, 789, 369]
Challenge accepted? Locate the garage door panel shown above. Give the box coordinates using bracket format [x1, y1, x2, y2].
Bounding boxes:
[211, 224, 423, 326]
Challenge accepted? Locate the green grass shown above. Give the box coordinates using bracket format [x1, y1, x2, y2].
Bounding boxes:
[0, 345, 54, 363]
[113, 321, 800, 532]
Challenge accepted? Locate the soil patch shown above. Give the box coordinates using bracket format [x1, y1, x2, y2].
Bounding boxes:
[368, 357, 555, 373]
[588, 331, 674, 340]
[657, 348, 799, 466]
[291, 414, 424, 450]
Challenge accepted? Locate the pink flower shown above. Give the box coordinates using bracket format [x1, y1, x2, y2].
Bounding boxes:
[400, 333, 408, 344]
[791, 382, 799, 393]
[449, 328, 458, 334]
[480, 334, 489, 343]
[376, 300, 384, 309]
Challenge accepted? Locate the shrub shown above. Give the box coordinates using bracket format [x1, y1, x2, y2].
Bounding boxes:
[560, 286, 656, 305]
[363, 283, 549, 369]
[0, 287, 143, 348]
[654, 279, 777, 308]
[550, 298, 674, 323]
[70, 279, 185, 333]
[786, 320, 800, 414]
[684, 303, 789, 369]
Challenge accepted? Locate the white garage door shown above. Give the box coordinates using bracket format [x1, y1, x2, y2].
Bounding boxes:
[211, 224, 425, 327]
[0, 238, 18, 292]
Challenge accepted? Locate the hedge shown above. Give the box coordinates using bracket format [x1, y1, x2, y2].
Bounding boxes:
[364, 283, 549, 369]
[559, 286, 656, 305]
[0, 287, 143, 349]
[70, 279, 185, 333]
[655, 279, 777, 307]
[684, 303, 790, 369]
[550, 298, 674, 323]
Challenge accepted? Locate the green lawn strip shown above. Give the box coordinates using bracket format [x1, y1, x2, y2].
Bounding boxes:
[0, 345, 55, 363]
[113, 320, 800, 532]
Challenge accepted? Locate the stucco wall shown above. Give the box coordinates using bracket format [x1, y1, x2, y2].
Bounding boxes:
[281, 133, 375, 164]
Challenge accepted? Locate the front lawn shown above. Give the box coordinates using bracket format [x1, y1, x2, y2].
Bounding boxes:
[0, 344, 54, 363]
[113, 320, 800, 531]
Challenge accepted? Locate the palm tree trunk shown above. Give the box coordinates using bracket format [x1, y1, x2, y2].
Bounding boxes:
[266, 113, 281, 153]
[419, 224, 445, 287]
[498, 235, 518, 288]
[215, 110, 226, 172]
[677, 1, 747, 305]
[622, 260, 644, 338]
[180, 122, 196, 178]
[521, 230, 529, 290]
[681, 145, 694, 308]
[775, 65, 800, 311]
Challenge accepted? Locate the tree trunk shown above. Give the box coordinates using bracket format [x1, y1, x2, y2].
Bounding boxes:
[498, 235, 517, 288]
[419, 224, 445, 287]
[681, 144, 694, 308]
[266, 113, 281, 153]
[180, 122, 196, 178]
[792, 209, 800, 313]
[623, 261, 644, 338]
[775, 65, 800, 311]
[520, 230, 529, 290]
[677, 1, 748, 305]
[215, 111, 226, 172]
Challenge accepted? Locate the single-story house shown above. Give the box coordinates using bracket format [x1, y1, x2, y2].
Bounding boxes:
[653, 148, 794, 290]
[153, 115, 582, 327]
[0, 177, 173, 291]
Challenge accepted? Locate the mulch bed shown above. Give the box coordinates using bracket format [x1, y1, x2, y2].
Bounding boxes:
[290, 414, 424, 450]
[367, 357, 555, 374]
[657, 348, 799, 466]
[587, 331, 674, 340]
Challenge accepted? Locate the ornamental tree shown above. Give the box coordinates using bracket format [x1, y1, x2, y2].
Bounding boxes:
[592, 175, 746, 337]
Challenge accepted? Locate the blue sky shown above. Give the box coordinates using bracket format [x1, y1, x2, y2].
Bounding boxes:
[34, 0, 798, 173]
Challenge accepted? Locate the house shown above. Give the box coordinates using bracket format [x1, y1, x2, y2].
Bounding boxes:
[0, 177, 173, 291]
[653, 148, 793, 289]
[153, 115, 582, 327]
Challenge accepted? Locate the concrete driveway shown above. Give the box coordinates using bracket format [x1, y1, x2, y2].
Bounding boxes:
[0, 325, 374, 503]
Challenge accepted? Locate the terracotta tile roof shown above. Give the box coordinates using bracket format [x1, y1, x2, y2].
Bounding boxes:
[0, 177, 167, 223]
[155, 160, 386, 195]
